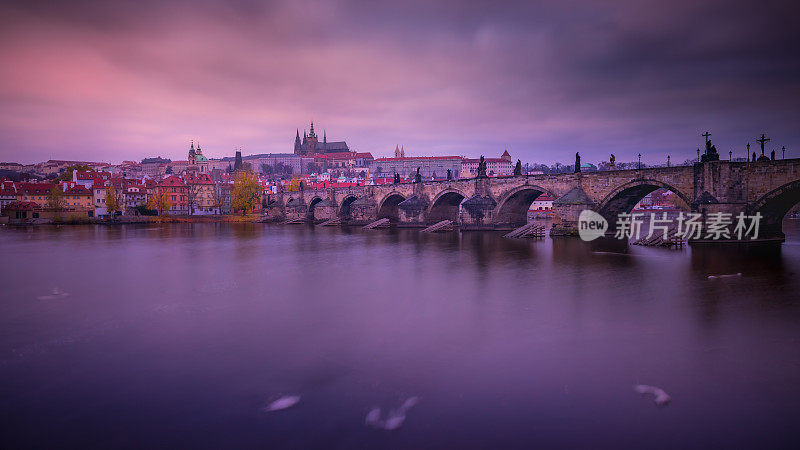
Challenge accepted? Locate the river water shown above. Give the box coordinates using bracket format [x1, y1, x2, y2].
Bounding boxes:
[1, 221, 799, 449]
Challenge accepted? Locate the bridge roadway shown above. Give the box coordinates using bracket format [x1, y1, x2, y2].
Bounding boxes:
[265, 159, 800, 242]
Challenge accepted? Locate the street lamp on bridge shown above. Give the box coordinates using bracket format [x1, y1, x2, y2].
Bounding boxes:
[638, 153, 642, 169]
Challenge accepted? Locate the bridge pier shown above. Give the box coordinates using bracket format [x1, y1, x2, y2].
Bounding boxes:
[264, 193, 286, 222]
[310, 199, 338, 222]
[349, 196, 377, 225]
[460, 195, 497, 229]
[551, 186, 596, 236]
[284, 197, 308, 222]
[398, 196, 430, 227]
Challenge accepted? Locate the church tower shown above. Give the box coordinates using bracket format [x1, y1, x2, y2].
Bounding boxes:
[188, 141, 197, 165]
[306, 121, 318, 154]
[294, 129, 302, 155]
[395, 145, 400, 158]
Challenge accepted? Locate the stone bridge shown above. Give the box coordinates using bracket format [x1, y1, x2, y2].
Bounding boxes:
[266, 159, 800, 242]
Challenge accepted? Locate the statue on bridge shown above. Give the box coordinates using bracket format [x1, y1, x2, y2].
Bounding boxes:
[701, 139, 720, 162]
[477, 156, 487, 178]
[393, 173, 400, 184]
[771, 149, 776, 161]
[514, 160, 522, 176]
[574, 152, 581, 173]
[446, 168, 452, 180]
[610, 153, 615, 169]
[414, 167, 422, 183]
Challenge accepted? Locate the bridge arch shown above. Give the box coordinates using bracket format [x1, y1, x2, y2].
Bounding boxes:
[749, 179, 800, 239]
[599, 179, 691, 219]
[338, 195, 358, 219]
[427, 189, 468, 223]
[494, 185, 556, 227]
[306, 196, 325, 221]
[377, 192, 406, 222]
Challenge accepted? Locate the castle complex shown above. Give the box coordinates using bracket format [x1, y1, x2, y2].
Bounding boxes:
[293, 122, 350, 156]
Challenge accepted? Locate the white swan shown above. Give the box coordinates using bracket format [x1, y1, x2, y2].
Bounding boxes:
[263, 395, 301, 412]
[365, 396, 420, 430]
[708, 273, 742, 279]
[634, 385, 671, 406]
[36, 288, 70, 300]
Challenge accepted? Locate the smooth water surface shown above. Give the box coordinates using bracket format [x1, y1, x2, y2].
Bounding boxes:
[1, 221, 800, 449]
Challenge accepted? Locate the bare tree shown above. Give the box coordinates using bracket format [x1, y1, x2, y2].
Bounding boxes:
[212, 184, 226, 214]
[186, 183, 202, 216]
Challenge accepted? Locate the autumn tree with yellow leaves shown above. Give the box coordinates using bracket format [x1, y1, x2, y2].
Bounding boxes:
[105, 186, 120, 216]
[231, 171, 261, 214]
[147, 190, 171, 215]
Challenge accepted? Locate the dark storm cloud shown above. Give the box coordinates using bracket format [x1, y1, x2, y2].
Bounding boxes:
[0, 0, 798, 164]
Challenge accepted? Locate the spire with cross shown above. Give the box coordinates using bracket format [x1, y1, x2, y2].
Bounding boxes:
[702, 131, 711, 144]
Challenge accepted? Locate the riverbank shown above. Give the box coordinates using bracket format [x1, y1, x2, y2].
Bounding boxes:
[0, 213, 270, 226]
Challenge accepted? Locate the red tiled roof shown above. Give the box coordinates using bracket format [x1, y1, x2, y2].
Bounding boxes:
[44, 160, 103, 165]
[160, 175, 187, 187]
[308, 152, 348, 160]
[0, 181, 16, 195]
[4, 201, 40, 210]
[17, 182, 54, 195]
[374, 156, 462, 162]
[462, 158, 509, 163]
[64, 185, 92, 195]
[184, 172, 214, 184]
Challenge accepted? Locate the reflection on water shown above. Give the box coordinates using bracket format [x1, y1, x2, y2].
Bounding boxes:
[1, 221, 799, 449]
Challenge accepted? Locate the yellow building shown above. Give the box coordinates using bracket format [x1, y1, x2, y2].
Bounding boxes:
[63, 184, 94, 217]
[184, 172, 219, 215]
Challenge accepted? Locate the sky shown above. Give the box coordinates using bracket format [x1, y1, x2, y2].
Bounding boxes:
[1, 0, 799, 165]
